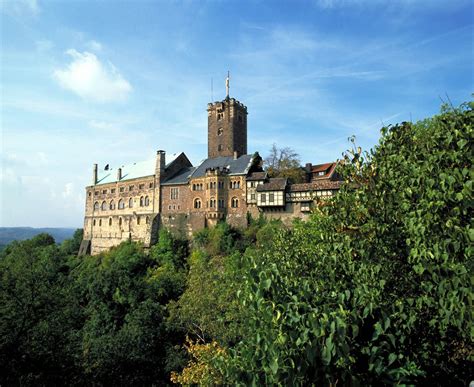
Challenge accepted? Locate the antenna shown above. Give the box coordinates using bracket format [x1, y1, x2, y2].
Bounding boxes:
[226, 71, 230, 98]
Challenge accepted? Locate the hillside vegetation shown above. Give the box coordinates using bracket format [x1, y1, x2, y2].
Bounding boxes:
[0, 103, 472, 385]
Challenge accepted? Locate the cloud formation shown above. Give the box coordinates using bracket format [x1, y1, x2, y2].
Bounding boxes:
[53, 49, 132, 102]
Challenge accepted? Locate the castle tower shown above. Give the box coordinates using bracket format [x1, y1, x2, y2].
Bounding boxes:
[207, 74, 248, 159]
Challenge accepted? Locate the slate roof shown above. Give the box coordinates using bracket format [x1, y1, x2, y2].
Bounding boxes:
[189, 154, 254, 179]
[161, 167, 197, 185]
[256, 178, 288, 192]
[95, 153, 180, 185]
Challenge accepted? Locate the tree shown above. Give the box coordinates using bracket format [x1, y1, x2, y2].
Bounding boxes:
[219, 102, 473, 385]
[264, 143, 305, 183]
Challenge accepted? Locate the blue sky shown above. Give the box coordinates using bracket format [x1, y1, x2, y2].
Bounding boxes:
[1, 0, 472, 228]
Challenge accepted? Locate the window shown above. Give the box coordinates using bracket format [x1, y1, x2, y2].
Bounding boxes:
[109, 218, 112, 226]
[118, 199, 125, 209]
[218, 144, 223, 151]
[140, 196, 144, 206]
[93, 219, 96, 226]
[149, 182, 154, 188]
[95, 191, 99, 196]
[94, 201, 99, 210]
[219, 199, 224, 208]
[210, 198, 215, 208]
[261, 194, 266, 203]
[102, 189, 107, 194]
[139, 184, 144, 189]
[318, 171, 325, 176]
[111, 188, 116, 194]
[217, 128, 223, 136]
[194, 198, 202, 209]
[120, 187, 125, 192]
[129, 185, 134, 191]
[109, 200, 115, 210]
[171, 188, 179, 199]
[269, 193, 274, 203]
[217, 112, 223, 121]
[129, 198, 134, 208]
[145, 196, 150, 206]
[119, 217, 122, 226]
[137, 216, 141, 225]
[251, 193, 256, 200]
[88, 192, 91, 197]
[146, 216, 149, 224]
[99, 219, 102, 226]
[231, 197, 239, 208]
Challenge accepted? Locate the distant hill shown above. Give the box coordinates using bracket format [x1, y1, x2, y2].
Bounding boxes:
[0, 227, 78, 247]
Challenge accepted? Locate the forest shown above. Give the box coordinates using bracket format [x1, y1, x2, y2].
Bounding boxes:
[0, 102, 472, 386]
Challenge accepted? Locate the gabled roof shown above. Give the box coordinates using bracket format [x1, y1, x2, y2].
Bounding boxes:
[190, 154, 254, 179]
[310, 162, 338, 180]
[256, 178, 288, 192]
[161, 167, 197, 185]
[247, 171, 267, 181]
[95, 153, 181, 186]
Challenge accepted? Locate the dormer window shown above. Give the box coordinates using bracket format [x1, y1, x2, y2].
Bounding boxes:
[318, 171, 325, 176]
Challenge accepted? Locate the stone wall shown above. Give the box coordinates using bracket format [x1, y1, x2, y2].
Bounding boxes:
[84, 176, 158, 255]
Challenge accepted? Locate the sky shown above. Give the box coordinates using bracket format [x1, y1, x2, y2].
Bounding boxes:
[1, 0, 472, 228]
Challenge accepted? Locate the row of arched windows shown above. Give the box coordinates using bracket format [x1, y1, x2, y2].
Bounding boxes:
[93, 216, 150, 227]
[192, 197, 239, 209]
[94, 196, 150, 211]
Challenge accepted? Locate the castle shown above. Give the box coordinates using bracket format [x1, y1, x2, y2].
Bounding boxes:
[79, 81, 342, 255]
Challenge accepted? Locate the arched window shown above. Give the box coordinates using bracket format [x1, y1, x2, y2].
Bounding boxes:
[119, 217, 122, 226]
[129, 198, 134, 208]
[194, 198, 201, 209]
[99, 219, 102, 226]
[146, 216, 149, 224]
[109, 200, 115, 210]
[144, 196, 149, 206]
[109, 218, 112, 226]
[101, 201, 106, 211]
[210, 198, 215, 208]
[237, 181, 240, 189]
[94, 201, 99, 210]
[231, 197, 239, 208]
[140, 196, 144, 207]
[137, 216, 140, 225]
[118, 199, 124, 209]
[93, 219, 96, 226]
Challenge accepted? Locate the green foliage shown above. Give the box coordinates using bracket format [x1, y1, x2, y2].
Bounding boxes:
[0, 234, 82, 385]
[219, 103, 473, 385]
[60, 228, 84, 255]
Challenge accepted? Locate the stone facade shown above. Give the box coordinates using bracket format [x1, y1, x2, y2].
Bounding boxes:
[80, 93, 343, 255]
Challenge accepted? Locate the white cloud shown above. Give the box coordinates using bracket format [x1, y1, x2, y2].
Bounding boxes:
[53, 49, 132, 102]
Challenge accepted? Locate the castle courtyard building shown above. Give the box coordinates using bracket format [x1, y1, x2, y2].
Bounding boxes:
[80, 86, 342, 255]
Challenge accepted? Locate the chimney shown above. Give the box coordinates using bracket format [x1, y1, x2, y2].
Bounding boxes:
[305, 163, 312, 172]
[117, 167, 122, 181]
[92, 163, 98, 185]
[155, 150, 166, 181]
[233, 151, 238, 160]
